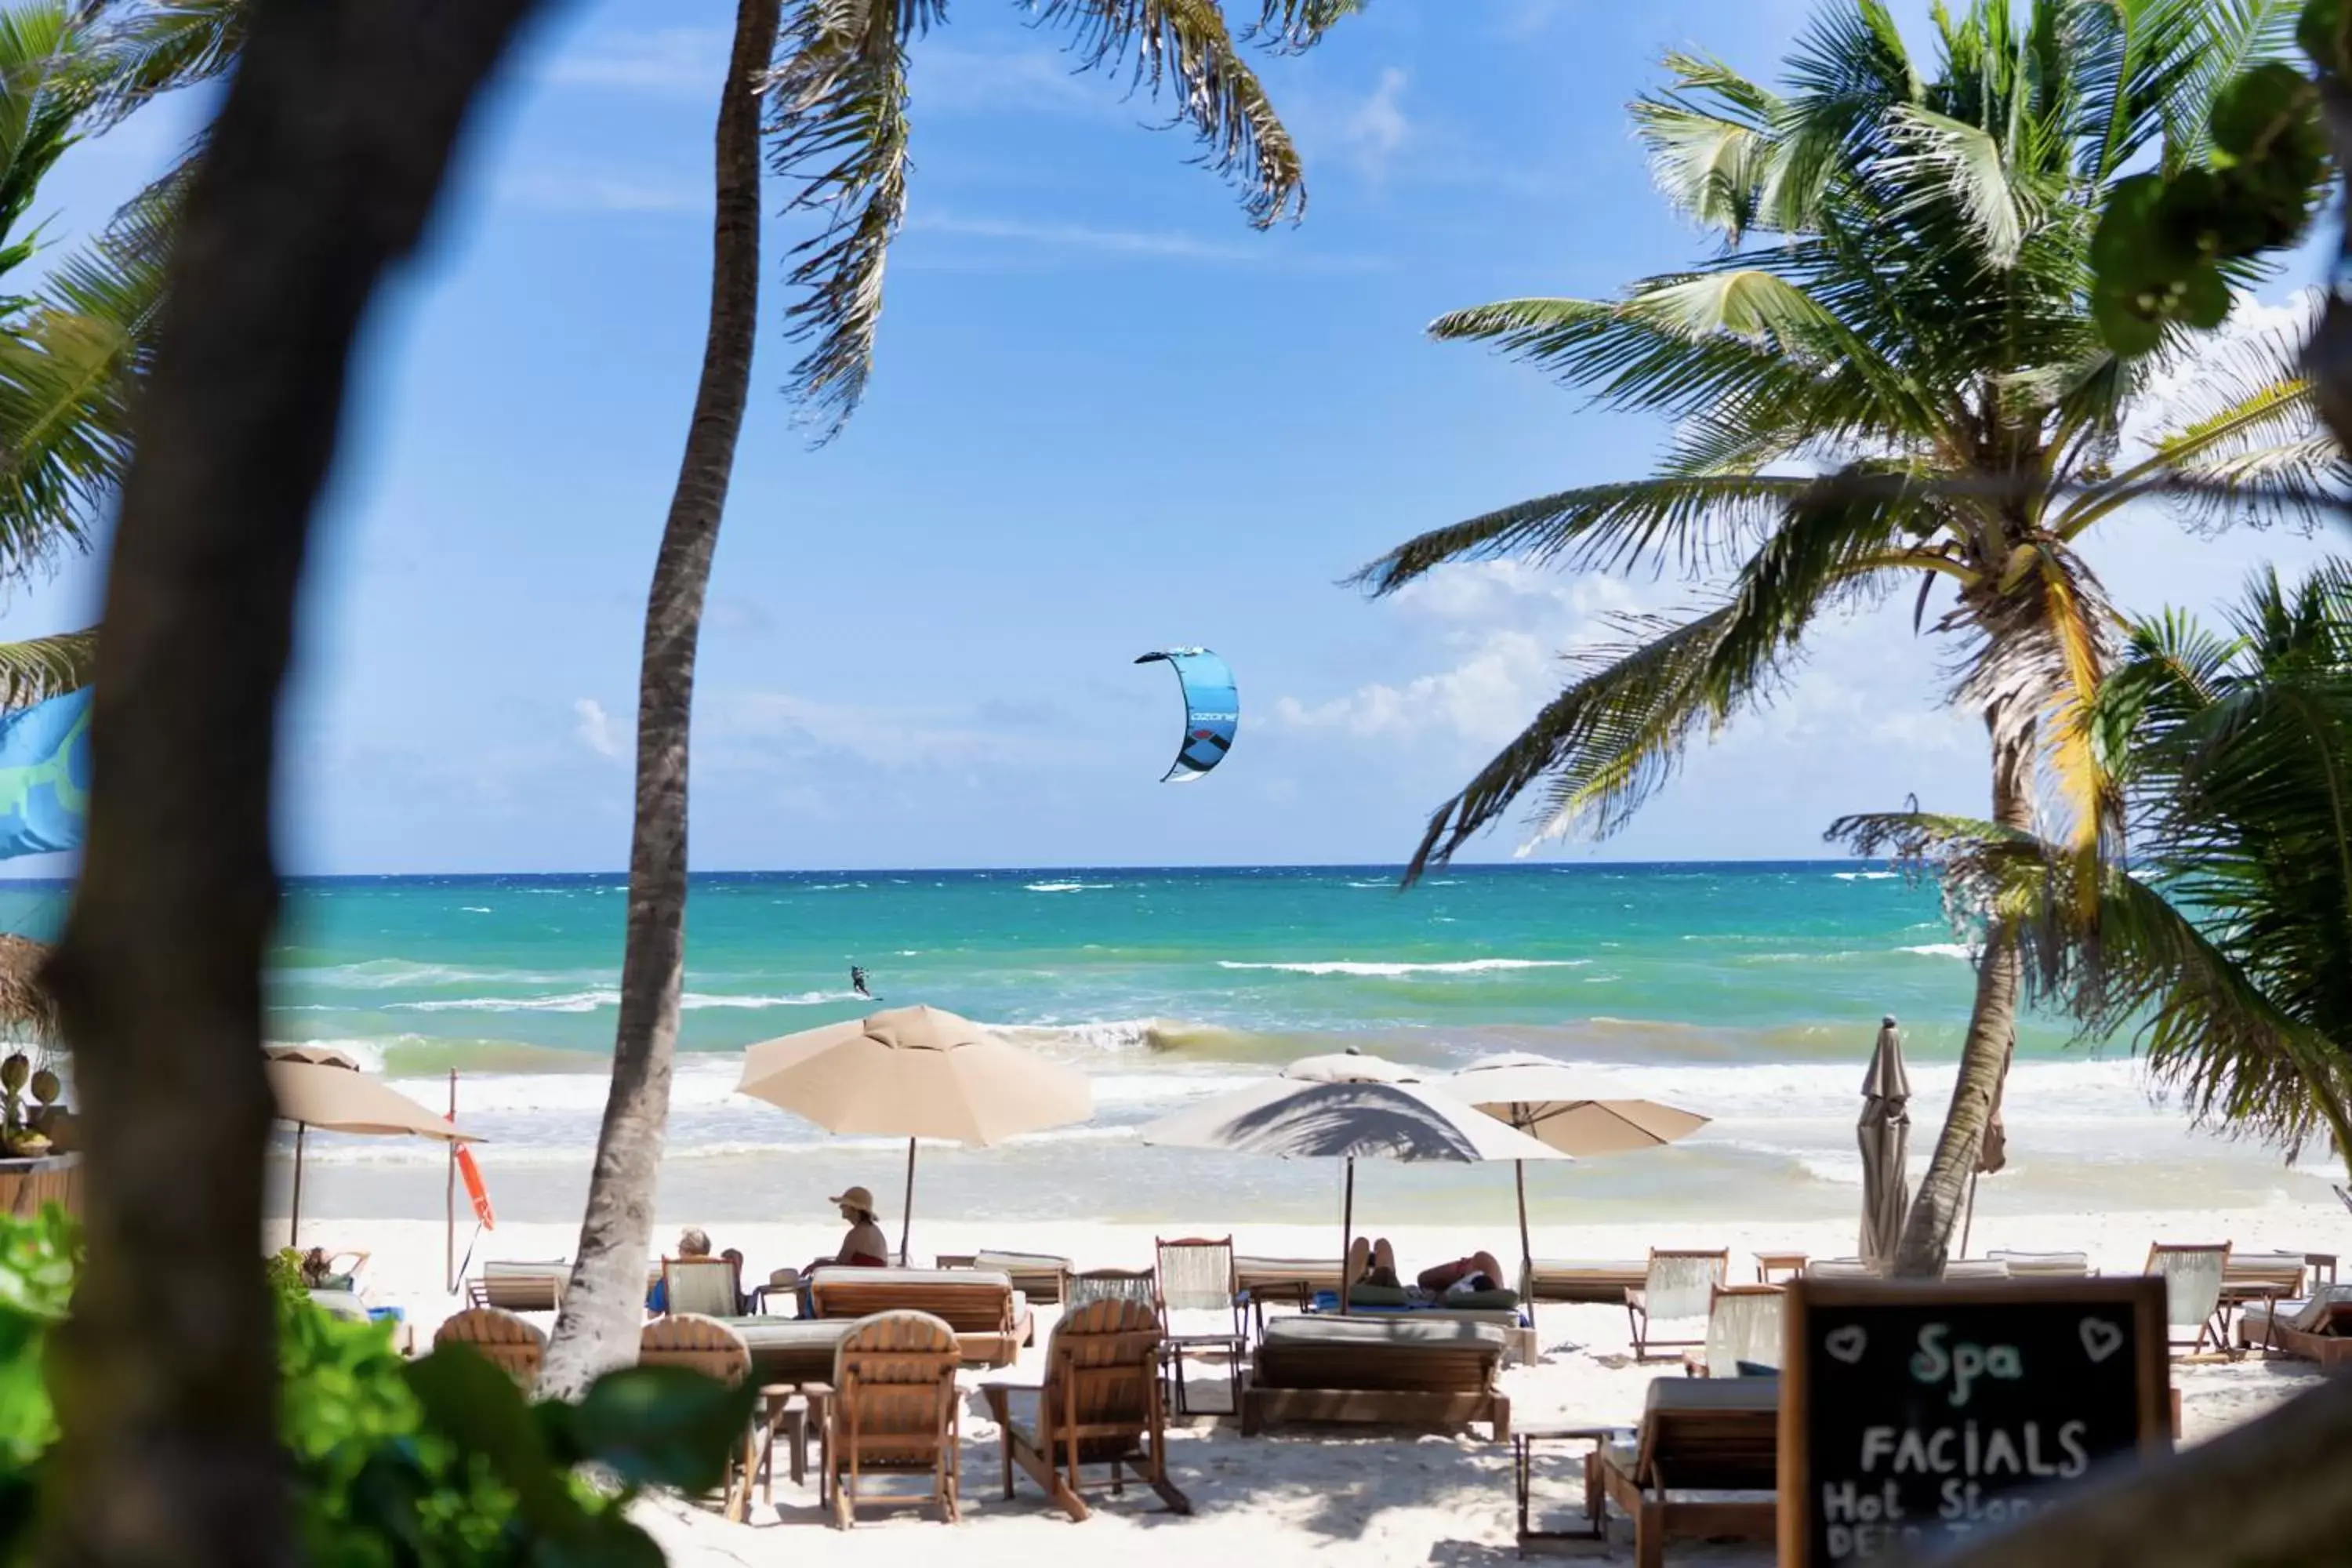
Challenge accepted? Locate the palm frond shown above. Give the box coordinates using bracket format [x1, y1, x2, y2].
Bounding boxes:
[1350, 474, 1828, 593]
[1033, 0, 1305, 226]
[2168, 0, 2300, 168]
[771, 0, 913, 434]
[1401, 466, 1927, 879]
[1243, 0, 1361, 51]
[85, 0, 245, 129]
[0, 174, 172, 573]
[2060, 303, 2342, 535]
[0, 624, 92, 706]
[1882, 104, 2033, 265]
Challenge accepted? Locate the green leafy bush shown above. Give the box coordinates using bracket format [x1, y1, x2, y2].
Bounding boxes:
[0, 1208, 752, 1564]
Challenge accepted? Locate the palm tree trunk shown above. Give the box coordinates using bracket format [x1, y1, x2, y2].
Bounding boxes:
[32, 0, 547, 1559]
[539, 0, 777, 1397]
[1893, 710, 2034, 1277]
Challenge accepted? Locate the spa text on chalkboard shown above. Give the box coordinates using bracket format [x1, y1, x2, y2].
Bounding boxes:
[1779, 1277, 2169, 1565]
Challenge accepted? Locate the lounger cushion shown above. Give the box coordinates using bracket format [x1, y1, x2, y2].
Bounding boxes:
[1347, 1283, 1414, 1306]
[307, 1288, 371, 1323]
[1262, 1314, 1508, 1352]
[1987, 1250, 2090, 1275]
[1645, 1375, 1780, 1414]
[1528, 1258, 1646, 1279]
[811, 1265, 1014, 1291]
[2249, 1283, 2352, 1334]
[973, 1250, 1069, 1272]
[1447, 1287, 1521, 1311]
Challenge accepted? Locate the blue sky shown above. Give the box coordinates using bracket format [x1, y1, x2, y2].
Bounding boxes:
[1, 0, 2339, 873]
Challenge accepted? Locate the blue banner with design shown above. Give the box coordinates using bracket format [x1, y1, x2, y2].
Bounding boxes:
[0, 688, 91, 856]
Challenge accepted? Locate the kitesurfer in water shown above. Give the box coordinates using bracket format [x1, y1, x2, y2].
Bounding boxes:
[850, 965, 871, 1000]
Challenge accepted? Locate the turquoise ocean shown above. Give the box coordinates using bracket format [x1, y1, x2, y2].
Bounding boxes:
[3, 863, 2325, 1225]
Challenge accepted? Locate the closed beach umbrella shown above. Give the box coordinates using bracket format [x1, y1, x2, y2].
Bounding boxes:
[1138, 1051, 1564, 1312]
[735, 1004, 1091, 1261]
[265, 1044, 481, 1244]
[1450, 1051, 1710, 1287]
[1857, 1016, 1911, 1269]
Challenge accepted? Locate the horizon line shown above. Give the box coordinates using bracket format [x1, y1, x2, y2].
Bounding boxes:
[0, 855, 1896, 887]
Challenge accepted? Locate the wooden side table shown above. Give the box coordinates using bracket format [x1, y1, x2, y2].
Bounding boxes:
[1754, 1250, 1807, 1284]
[1513, 1424, 1615, 1552]
[2307, 1252, 2338, 1289]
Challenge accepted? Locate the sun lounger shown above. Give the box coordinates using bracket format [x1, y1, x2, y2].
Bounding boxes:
[807, 1266, 1029, 1368]
[2221, 1250, 2310, 1306]
[661, 1255, 743, 1318]
[1585, 1377, 1777, 1567]
[1233, 1254, 1345, 1302]
[1802, 1258, 1878, 1279]
[1310, 1289, 1537, 1365]
[434, 1305, 545, 1386]
[1523, 1258, 1649, 1304]
[936, 1249, 1072, 1305]
[829, 1310, 962, 1528]
[981, 1298, 1189, 1522]
[466, 1259, 568, 1312]
[708, 1316, 857, 1383]
[1067, 1268, 1157, 1312]
[1987, 1250, 2092, 1277]
[1242, 1315, 1510, 1439]
[2235, 1284, 2352, 1364]
[1628, 1250, 1729, 1360]
[2147, 1243, 2232, 1358]
[1940, 1258, 2011, 1280]
[1681, 1286, 1783, 1378]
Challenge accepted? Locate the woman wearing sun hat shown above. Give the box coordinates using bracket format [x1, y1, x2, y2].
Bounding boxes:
[789, 1185, 891, 1314]
[826, 1185, 891, 1268]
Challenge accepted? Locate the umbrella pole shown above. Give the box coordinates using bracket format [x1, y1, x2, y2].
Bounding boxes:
[290, 1123, 305, 1249]
[445, 1069, 457, 1294]
[1339, 1157, 1355, 1318]
[1515, 1158, 1532, 1297]
[899, 1136, 917, 1266]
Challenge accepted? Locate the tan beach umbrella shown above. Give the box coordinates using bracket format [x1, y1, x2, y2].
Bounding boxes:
[735, 1004, 1091, 1261]
[1450, 1051, 1710, 1284]
[264, 1044, 481, 1244]
[1138, 1051, 1565, 1312]
[1857, 1016, 1911, 1270]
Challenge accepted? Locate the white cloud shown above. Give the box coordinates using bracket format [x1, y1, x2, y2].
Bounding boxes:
[572, 699, 622, 759]
[1339, 68, 1411, 179]
[1274, 563, 1646, 745]
[540, 27, 726, 93]
[912, 45, 1109, 117]
[500, 169, 700, 215]
[905, 210, 1381, 270]
[909, 211, 1269, 261]
[706, 691, 1020, 771]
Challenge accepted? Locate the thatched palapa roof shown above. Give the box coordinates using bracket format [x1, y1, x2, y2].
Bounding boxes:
[0, 935, 58, 1044]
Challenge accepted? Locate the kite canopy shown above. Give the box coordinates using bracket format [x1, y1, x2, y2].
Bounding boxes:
[1134, 647, 1237, 782]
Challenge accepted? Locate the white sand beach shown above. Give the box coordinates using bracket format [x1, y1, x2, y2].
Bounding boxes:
[293, 1198, 2346, 1566]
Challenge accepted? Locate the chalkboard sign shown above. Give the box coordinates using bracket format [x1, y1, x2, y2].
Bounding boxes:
[1780, 1276, 2170, 1564]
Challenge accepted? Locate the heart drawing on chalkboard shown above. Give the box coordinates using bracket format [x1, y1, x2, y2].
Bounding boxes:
[1825, 1325, 1867, 1364]
[2080, 1317, 2125, 1364]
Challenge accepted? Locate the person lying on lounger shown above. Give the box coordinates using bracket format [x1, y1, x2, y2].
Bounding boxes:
[1348, 1236, 1509, 1298]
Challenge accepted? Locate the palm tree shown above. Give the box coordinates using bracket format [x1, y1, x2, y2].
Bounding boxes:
[539, 0, 1357, 1389]
[0, 0, 244, 704]
[1846, 563, 2352, 1182]
[1355, 0, 2337, 1275]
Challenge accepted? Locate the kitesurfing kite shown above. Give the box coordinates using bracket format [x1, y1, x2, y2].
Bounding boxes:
[1134, 647, 1236, 782]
